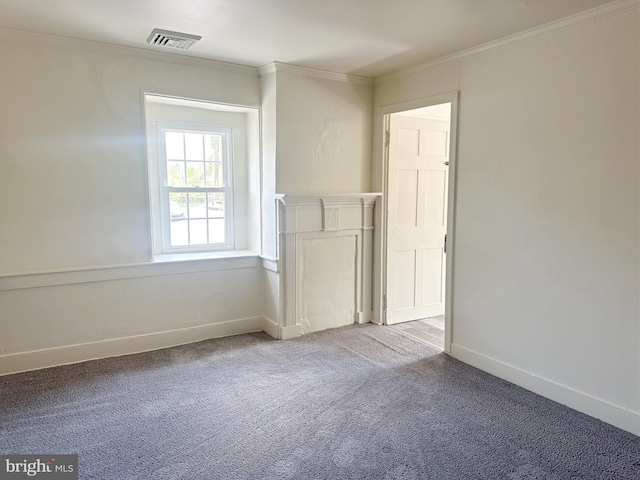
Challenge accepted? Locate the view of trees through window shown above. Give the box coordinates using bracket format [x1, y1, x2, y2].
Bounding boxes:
[163, 130, 229, 247]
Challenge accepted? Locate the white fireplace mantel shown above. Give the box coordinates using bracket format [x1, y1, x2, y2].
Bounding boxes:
[275, 193, 381, 338]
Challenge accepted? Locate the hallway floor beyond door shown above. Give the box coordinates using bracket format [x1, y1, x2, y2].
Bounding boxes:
[389, 315, 444, 350]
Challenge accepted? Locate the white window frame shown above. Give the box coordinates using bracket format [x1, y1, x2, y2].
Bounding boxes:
[157, 122, 235, 254]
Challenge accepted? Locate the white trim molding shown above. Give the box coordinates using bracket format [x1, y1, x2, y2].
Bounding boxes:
[0, 317, 265, 376]
[261, 317, 280, 339]
[373, 91, 459, 353]
[259, 61, 374, 86]
[376, 0, 639, 84]
[451, 343, 640, 437]
[0, 252, 262, 291]
[0, 26, 259, 76]
[276, 193, 381, 337]
[261, 317, 303, 341]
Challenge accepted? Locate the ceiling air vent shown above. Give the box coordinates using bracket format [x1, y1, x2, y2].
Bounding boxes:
[146, 29, 201, 50]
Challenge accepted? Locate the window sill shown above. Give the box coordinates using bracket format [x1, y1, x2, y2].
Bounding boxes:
[153, 250, 259, 264]
[0, 251, 266, 292]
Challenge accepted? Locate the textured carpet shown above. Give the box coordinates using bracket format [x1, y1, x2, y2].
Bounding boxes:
[1, 324, 639, 479]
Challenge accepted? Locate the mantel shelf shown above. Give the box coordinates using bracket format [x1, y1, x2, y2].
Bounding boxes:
[275, 192, 382, 206]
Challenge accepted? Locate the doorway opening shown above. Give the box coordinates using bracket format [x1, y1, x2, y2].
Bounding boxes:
[380, 94, 457, 353]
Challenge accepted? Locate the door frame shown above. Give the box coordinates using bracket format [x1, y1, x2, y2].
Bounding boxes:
[372, 92, 459, 353]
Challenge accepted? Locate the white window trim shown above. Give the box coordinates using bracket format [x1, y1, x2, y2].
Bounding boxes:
[156, 122, 235, 254]
[144, 94, 262, 263]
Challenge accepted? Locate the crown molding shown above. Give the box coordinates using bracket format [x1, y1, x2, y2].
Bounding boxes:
[0, 26, 260, 77]
[259, 61, 374, 86]
[376, 0, 639, 84]
[258, 63, 278, 76]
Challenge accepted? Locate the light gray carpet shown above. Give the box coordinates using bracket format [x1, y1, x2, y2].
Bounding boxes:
[1, 325, 639, 479]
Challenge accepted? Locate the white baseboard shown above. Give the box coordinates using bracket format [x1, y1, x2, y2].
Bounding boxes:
[262, 317, 280, 339]
[356, 310, 372, 324]
[450, 343, 640, 437]
[261, 317, 302, 340]
[280, 324, 303, 340]
[0, 316, 265, 376]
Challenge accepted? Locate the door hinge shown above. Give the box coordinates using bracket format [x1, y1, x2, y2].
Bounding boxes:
[383, 294, 387, 310]
[444, 234, 447, 254]
[384, 130, 390, 148]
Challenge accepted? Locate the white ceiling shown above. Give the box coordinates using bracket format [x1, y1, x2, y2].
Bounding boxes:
[0, 0, 616, 78]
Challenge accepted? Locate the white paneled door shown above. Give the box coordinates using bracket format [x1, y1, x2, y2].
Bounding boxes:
[386, 114, 449, 324]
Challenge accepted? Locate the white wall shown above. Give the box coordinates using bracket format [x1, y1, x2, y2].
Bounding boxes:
[260, 71, 278, 261]
[259, 65, 375, 339]
[0, 34, 265, 373]
[275, 70, 373, 194]
[0, 38, 376, 370]
[0, 261, 265, 374]
[0, 36, 260, 274]
[258, 71, 281, 335]
[375, 6, 639, 434]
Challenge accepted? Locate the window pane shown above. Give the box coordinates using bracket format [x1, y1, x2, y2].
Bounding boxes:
[170, 191, 187, 202]
[185, 133, 204, 160]
[186, 162, 205, 187]
[170, 221, 189, 246]
[169, 192, 187, 218]
[167, 161, 186, 187]
[205, 162, 224, 187]
[207, 193, 225, 244]
[165, 132, 184, 160]
[168, 192, 227, 247]
[207, 193, 224, 218]
[204, 134, 222, 162]
[208, 218, 225, 243]
[189, 219, 208, 245]
[169, 192, 188, 246]
[187, 193, 207, 219]
[159, 125, 232, 251]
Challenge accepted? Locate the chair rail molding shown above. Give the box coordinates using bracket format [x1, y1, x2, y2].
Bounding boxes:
[276, 193, 381, 336]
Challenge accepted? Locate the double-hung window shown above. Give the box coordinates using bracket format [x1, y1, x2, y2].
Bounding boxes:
[145, 94, 260, 260]
[159, 125, 234, 252]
